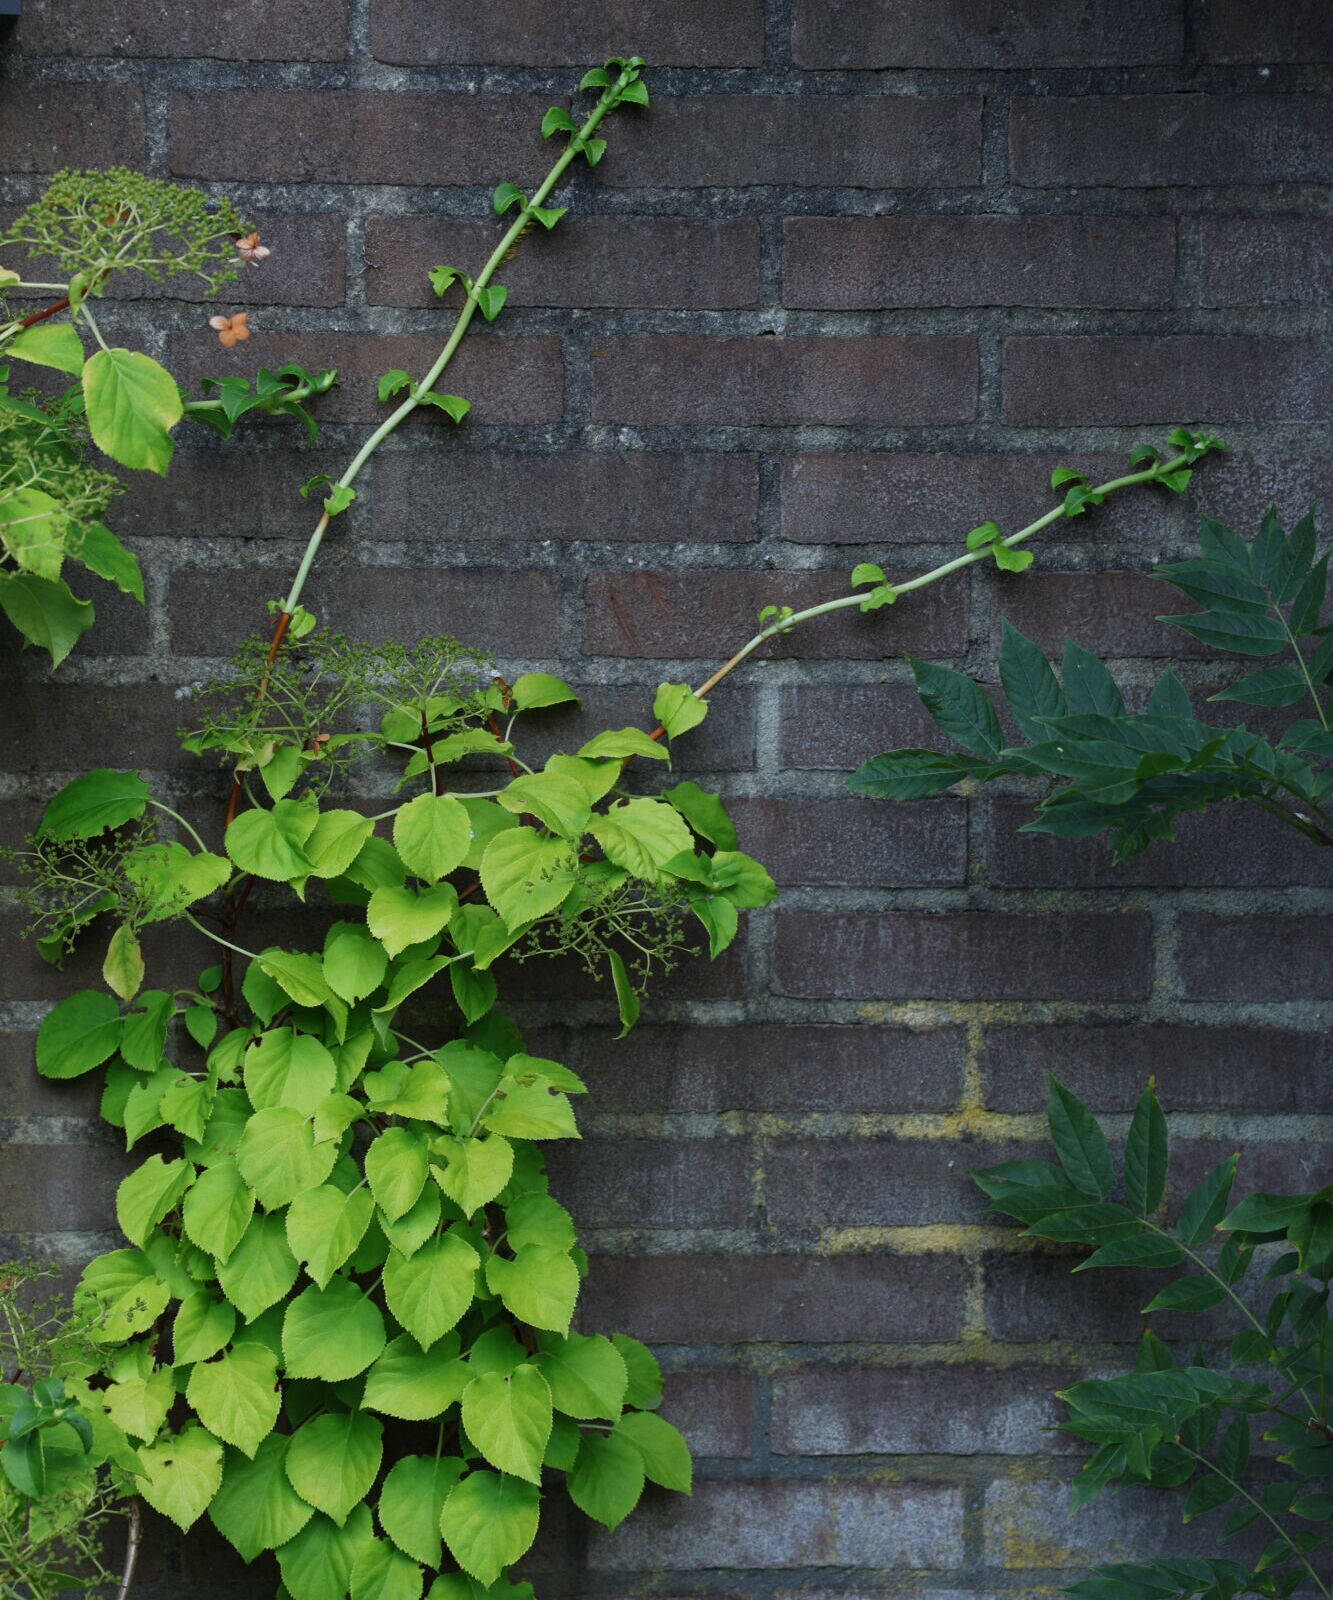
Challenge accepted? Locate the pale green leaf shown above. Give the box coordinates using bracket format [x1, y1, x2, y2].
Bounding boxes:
[382, 1234, 479, 1349]
[277, 1505, 377, 1600]
[286, 1183, 375, 1289]
[116, 1154, 192, 1248]
[82, 346, 183, 475]
[173, 1291, 236, 1365]
[235, 1105, 337, 1209]
[36, 990, 121, 1079]
[615, 1410, 692, 1491]
[283, 1277, 386, 1381]
[367, 883, 458, 959]
[431, 1134, 513, 1217]
[181, 1158, 255, 1261]
[480, 828, 578, 930]
[350, 1537, 423, 1600]
[568, 1430, 644, 1529]
[243, 1029, 338, 1116]
[216, 1211, 301, 1323]
[485, 1246, 578, 1334]
[395, 792, 472, 882]
[323, 920, 388, 1003]
[441, 1471, 540, 1588]
[462, 1365, 552, 1484]
[533, 1332, 627, 1420]
[38, 767, 151, 841]
[0, 571, 93, 665]
[186, 1341, 281, 1458]
[135, 1423, 223, 1532]
[285, 1410, 383, 1526]
[210, 1435, 315, 1561]
[366, 1125, 430, 1221]
[378, 1453, 466, 1566]
[6, 320, 85, 373]
[362, 1332, 469, 1421]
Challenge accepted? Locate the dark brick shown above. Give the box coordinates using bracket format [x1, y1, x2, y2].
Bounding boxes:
[493, 924, 746, 1006]
[727, 796, 966, 887]
[365, 215, 759, 310]
[773, 912, 1154, 1000]
[0, 685, 191, 773]
[371, 0, 763, 65]
[1196, 217, 1333, 307]
[1173, 1138, 1333, 1197]
[983, 1023, 1331, 1113]
[1002, 336, 1333, 425]
[1178, 915, 1333, 1000]
[372, 449, 760, 543]
[0, 570, 145, 660]
[1190, 452, 1333, 532]
[575, 1024, 966, 1113]
[592, 335, 977, 427]
[765, 1137, 982, 1226]
[1, 1032, 102, 1119]
[546, 1138, 752, 1227]
[0, 84, 145, 172]
[984, 1249, 1218, 1342]
[1208, 0, 1333, 64]
[778, 684, 958, 771]
[772, 1365, 1079, 1456]
[171, 93, 557, 187]
[784, 216, 1174, 310]
[0, 1143, 129, 1231]
[580, 1253, 965, 1342]
[793, 0, 1182, 67]
[986, 797, 1333, 889]
[779, 450, 1165, 545]
[1011, 94, 1333, 187]
[589, 1480, 963, 1571]
[170, 565, 560, 656]
[13, 0, 348, 57]
[167, 331, 563, 426]
[660, 1371, 753, 1459]
[602, 95, 982, 189]
[991, 569, 1216, 657]
[0, 800, 41, 883]
[584, 570, 967, 659]
[0, 912, 222, 1004]
[114, 449, 332, 542]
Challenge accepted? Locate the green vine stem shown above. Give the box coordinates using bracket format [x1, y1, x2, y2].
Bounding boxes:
[684, 450, 1199, 712]
[277, 60, 644, 622]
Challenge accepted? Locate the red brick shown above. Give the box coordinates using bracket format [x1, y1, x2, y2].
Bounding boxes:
[991, 569, 1216, 658]
[983, 1023, 1331, 1114]
[0, 1143, 130, 1232]
[794, 0, 1181, 67]
[372, 449, 759, 545]
[371, 0, 762, 65]
[1011, 94, 1333, 187]
[0, 84, 145, 172]
[592, 335, 977, 427]
[660, 1372, 752, 1459]
[365, 215, 759, 310]
[1190, 453, 1333, 533]
[171, 92, 556, 187]
[589, 1480, 964, 1570]
[584, 569, 966, 660]
[778, 684, 959, 771]
[580, 1253, 965, 1343]
[114, 450, 331, 542]
[1208, 0, 1333, 63]
[1, 1032, 102, 1119]
[1002, 336, 1333, 425]
[170, 565, 560, 657]
[986, 797, 1333, 889]
[765, 1137, 982, 1226]
[772, 1365, 1079, 1455]
[602, 95, 982, 189]
[780, 450, 1166, 545]
[0, 685, 190, 773]
[13, 0, 348, 56]
[773, 912, 1153, 1001]
[727, 796, 966, 887]
[1178, 915, 1333, 1000]
[784, 216, 1174, 310]
[545, 1138, 752, 1227]
[167, 331, 563, 427]
[1195, 217, 1333, 307]
[574, 1024, 966, 1113]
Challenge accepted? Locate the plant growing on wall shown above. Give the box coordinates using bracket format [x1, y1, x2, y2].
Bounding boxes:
[848, 501, 1331, 855]
[0, 169, 334, 663]
[2, 54, 1239, 1600]
[975, 1079, 1333, 1600]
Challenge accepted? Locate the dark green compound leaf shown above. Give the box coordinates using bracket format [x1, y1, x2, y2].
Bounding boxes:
[847, 749, 1004, 801]
[1141, 1276, 1226, 1313]
[1164, 609, 1290, 657]
[998, 619, 1065, 741]
[1146, 667, 1193, 720]
[1061, 640, 1125, 716]
[1289, 551, 1329, 638]
[1209, 664, 1309, 708]
[1124, 1082, 1169, 1216]
[1176, 1155, 1239, 1246]
[907, 656, 1004, 758]
[1046, 1076, 1114, 1199]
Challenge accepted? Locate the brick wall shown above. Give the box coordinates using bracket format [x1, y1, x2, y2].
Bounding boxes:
[2, 2, 1332, 1596]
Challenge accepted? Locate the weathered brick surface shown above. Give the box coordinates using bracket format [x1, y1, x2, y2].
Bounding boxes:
[773, 912, 1154, 1000]
[602, 95, 982, 188]
[593, 334, 978, 427]
[784, 216, 1175, 310]
[13, 0, 349, 59]
[1011, 95, 1333, 187]
[371, 0, 764, 66]
[3, 8, 1331, 1598]
[793, 0, 1182, 68]
[584, 570, 967, 658]
[780, 450, 1166, 545]
[372, 449, 760, 543]
[366, 215, 761, 309]
[1003, 336, 1333, 425]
